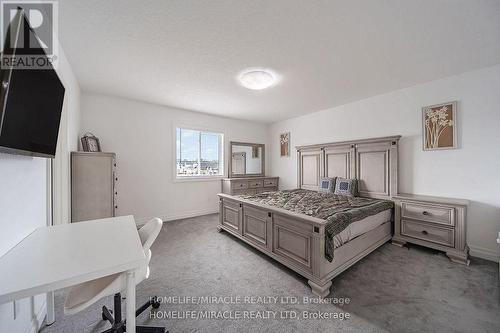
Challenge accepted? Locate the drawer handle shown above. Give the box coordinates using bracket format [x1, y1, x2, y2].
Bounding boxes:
[421, 230, 428, 235]
[422, 211, 429, 216]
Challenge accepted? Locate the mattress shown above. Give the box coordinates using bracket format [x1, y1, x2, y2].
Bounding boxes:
[333, 209, 392, 249]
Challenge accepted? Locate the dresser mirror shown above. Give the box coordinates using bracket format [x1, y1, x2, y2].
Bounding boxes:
[229, 142, 265, 177]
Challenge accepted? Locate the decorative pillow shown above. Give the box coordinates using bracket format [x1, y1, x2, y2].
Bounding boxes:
[334, 178, 357, 196]
[318, 177, 336, 193]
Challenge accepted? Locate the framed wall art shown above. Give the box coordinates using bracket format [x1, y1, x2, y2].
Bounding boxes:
[280, 132, 290, 157]
[422, 101, 457, 150]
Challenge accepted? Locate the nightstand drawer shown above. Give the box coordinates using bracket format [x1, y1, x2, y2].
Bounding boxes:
[402, 202, 454, 226]
[248, 180, 264, 188]
[401, 219, 455, 247]
[232, 181, 248, 190]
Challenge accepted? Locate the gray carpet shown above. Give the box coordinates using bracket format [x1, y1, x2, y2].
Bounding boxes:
[41, 214, 500, 333]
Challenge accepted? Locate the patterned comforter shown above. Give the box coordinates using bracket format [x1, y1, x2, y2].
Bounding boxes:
[239, 189, 393, 262]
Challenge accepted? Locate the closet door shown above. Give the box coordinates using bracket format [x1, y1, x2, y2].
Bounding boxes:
[297, 148, 323, 191]
[324, 144, 354, 179]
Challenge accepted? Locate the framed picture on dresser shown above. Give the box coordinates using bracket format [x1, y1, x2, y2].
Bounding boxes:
[81, 133, 102, 152]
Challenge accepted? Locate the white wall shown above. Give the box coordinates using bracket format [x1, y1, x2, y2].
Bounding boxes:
[80, 93, 269, 224]
[270, 65, 500, 261]
[0, 47, 81, 333]
[52, 48, 82, 227]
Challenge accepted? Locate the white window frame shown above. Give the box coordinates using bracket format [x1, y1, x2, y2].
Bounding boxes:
[174, 125, 225, 182]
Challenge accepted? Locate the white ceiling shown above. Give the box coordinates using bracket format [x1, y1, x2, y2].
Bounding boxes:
[59, 0, 500, 123]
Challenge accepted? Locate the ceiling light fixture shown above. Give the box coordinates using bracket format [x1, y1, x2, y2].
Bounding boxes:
[238, 69, 277, 90]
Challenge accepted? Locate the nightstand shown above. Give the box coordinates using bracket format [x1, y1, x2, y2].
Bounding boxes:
[392, 194, 470, 265]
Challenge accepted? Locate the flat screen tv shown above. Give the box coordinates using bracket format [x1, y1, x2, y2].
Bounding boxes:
[0, 9, 65, 158]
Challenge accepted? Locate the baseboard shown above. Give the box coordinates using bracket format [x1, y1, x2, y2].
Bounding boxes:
[26, 300, 46, 333]
[135, 207, 219, 226]
[469, 244, 500, 263]
[162, 207, 219, 222]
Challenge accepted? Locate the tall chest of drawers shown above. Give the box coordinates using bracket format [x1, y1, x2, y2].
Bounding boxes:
[71, 152, 118, 222]
[392, 194, 469, 265]
[221, 177, 279, 195]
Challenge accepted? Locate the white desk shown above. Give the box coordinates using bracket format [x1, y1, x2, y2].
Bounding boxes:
[0, 216, 145, 333]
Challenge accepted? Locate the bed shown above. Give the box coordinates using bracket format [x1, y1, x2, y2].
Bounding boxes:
[217, 136, 400, 297]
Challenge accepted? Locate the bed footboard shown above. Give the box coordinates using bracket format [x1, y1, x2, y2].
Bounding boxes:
[218, 194, 391, 297]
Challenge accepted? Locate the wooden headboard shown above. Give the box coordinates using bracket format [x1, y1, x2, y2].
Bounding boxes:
[296, 136, 400, 199]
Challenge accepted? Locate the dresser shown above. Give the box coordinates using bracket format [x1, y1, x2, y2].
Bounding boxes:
[391, 194, 469, 265]
[221, 177, 279, 195]
[71, 152, 118, 222]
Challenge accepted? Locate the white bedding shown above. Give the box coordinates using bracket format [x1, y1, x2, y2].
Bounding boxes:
[333, 209, 392, 249]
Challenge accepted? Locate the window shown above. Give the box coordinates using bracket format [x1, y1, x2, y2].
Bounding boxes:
[176, 128, 224, 178]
